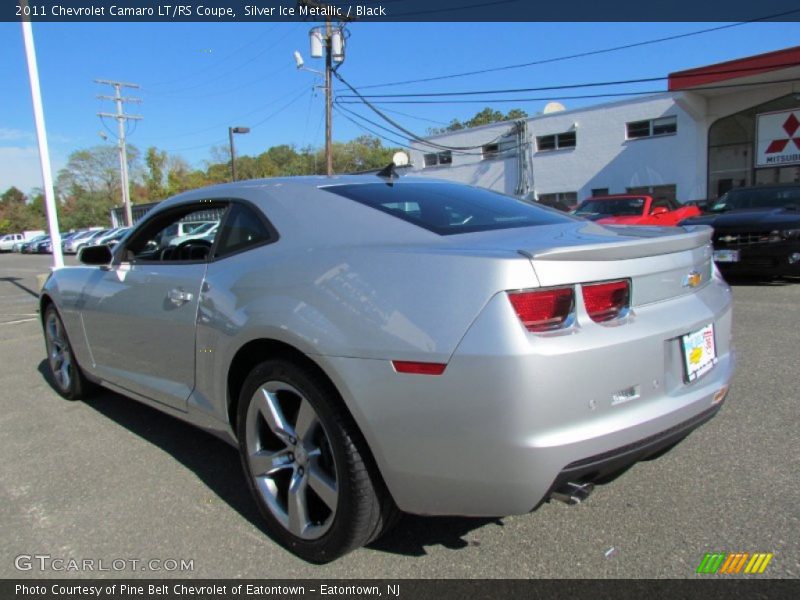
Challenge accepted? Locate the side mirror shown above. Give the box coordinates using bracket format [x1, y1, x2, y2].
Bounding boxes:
[651, 206, 668, 215]
[79, 244, 113, 266]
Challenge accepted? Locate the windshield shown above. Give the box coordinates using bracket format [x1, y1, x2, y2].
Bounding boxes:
[573, 197, 645, 217]
[710, 187, 800, 212]
[324, 182, 574, 235]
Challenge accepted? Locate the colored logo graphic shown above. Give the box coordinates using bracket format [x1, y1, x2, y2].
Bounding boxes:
[696, 552, 773, 574]
[765, 112, 800, 154]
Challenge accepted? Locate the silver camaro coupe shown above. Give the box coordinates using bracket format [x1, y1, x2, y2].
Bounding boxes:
[40, 176, 734, 562]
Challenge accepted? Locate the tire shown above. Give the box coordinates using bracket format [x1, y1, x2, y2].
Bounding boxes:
[237, 359, 398, 563]
[42, 304, 94, 400]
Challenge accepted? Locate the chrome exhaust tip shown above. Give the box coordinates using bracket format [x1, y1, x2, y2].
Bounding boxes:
[550, 481, 594, 505]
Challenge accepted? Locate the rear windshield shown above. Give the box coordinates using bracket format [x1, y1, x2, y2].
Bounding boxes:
[323, 182, 574, 235]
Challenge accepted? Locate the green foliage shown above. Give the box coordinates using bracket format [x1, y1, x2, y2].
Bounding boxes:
[428, 107, 529, 135]
[0, 186, 47, 234]
[1, 136, 401, 232]
[144, 147, 168, 201]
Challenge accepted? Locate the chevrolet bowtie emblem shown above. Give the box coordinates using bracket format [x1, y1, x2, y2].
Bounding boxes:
[683, 271, 702, 288]
[719, 235, 738, 243]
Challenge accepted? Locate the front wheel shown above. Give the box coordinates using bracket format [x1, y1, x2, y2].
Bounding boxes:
[237, 359, 397, 563]
[43, 304, 94, 400]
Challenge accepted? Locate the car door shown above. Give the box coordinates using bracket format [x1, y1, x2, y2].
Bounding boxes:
[80, 201, 226, 410]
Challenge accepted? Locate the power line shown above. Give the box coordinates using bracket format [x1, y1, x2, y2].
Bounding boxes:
[146, 24, 302, 96]
[157, 87, 311, 155]
[355, 10, 800, 90]
[334, 71, 514, 152]
[335, 77, 800, 105]
[146, 83, 312, 142]
[335, 101, 522, 157]
[147, 24, 280, 87]
[339, 60, 800, 100]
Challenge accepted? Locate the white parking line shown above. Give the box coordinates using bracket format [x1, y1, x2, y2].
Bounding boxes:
[0, 318, 38, 325]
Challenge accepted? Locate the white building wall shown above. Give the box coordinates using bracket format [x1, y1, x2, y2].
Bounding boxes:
[529, 94, 704, 201]
[410, 93, 707, 202]
[409, 122, 521, 194]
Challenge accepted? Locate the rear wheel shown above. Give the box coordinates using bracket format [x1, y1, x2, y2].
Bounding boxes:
[237, 359, 397, 563]
[43, 304, 94, 400]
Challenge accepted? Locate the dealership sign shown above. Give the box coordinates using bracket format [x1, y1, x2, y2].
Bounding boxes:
[756, 109, 800, 168]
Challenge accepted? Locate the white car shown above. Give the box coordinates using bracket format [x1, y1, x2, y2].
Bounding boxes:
[0, 233, 23, 252]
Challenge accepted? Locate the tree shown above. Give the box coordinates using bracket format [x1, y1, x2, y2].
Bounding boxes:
[428, 107, 529, 134]
[1, 186, 26, 206]
[0, 186, 46, 233]
[55, 145, 142, 229]
[144, 147, 168, 201]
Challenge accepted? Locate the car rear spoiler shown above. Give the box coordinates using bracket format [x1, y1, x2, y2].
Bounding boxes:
[524, 225, 712, 262]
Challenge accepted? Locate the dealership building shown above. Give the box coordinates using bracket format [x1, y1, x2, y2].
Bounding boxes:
[408, 46, 800, 205]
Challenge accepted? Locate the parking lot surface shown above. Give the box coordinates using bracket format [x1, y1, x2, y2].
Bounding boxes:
[1, 253, 798, 578]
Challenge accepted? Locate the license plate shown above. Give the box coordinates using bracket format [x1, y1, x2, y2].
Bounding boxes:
[681, 323, 717, 382]
[713, 249, 739, 263]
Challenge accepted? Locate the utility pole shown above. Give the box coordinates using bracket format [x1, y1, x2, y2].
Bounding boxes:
[298, 0, 352, 176]
[325, 18, 333, 177]
[228, 126, 250, 182]
[96, 79, 142, 227]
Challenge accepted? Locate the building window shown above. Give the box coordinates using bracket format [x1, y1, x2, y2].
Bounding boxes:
[423, 150, 453, 167]
[482, 134, 518, 160]
[626, 116, 677, 140]
[536, 131, 576, 152]
[591, 188, 609, 197]
[482, 143, 500, 159]
[626, 184, 677, 203]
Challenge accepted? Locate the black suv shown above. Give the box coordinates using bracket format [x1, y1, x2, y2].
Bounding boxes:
[680, 184, 800, 277]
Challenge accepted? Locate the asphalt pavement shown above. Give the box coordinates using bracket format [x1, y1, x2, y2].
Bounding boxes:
[1, 252, 798, 579]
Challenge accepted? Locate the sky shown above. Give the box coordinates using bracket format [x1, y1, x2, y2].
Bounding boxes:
[1, 20, 799, 194]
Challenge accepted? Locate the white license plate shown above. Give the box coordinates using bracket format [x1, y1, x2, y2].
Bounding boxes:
[681, 323, 717, 382]
[713, 249, 739, 263]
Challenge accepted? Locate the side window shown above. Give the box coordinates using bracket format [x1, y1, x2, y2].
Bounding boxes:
[214, 203, 274, 259]
[122, 204, 226, 263]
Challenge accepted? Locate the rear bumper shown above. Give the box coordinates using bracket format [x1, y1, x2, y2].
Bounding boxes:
[547, 402, 722, 496]
[319, 277, 734, 517]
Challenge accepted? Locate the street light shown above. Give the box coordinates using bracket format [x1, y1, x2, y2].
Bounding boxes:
[228, 126, 250, 182]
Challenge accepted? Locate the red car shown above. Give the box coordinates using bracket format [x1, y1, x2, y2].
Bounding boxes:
[572, 195, 701, 226]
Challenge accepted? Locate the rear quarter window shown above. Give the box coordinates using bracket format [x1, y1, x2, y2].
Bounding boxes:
[322, 182, 574, 235]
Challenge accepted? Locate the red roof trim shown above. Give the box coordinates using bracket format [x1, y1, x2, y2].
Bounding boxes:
[668, 46, 800, 91]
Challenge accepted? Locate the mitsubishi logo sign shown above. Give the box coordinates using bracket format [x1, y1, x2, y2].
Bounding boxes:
[756, 109, 800, 167]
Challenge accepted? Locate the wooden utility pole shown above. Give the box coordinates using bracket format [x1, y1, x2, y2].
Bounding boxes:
[96, 80, 142, 227]
[298, 0, 353, 176]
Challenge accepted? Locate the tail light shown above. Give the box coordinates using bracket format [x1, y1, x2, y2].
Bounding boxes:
[508, 287, 574, 332]
[392, 361, 447, 375]
[582, 279, 630, 323]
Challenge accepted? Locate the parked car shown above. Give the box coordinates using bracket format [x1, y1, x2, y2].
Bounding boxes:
[0, 233, 23, 252]
[2, 230, 45, 252]
[20, 234, 48, 253]
[168, 221, 219, 247]
[34, 236, 51, 254]
[40, 176, 734, 563]
[95, 227, 130, 248]
[77, 229, 112, 254]
[66, 229, 108, 254]
[680, 184, 800, 277]
[572, 195, 701, 226]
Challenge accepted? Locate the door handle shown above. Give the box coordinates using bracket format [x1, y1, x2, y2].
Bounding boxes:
[167, 288, 194, 306]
